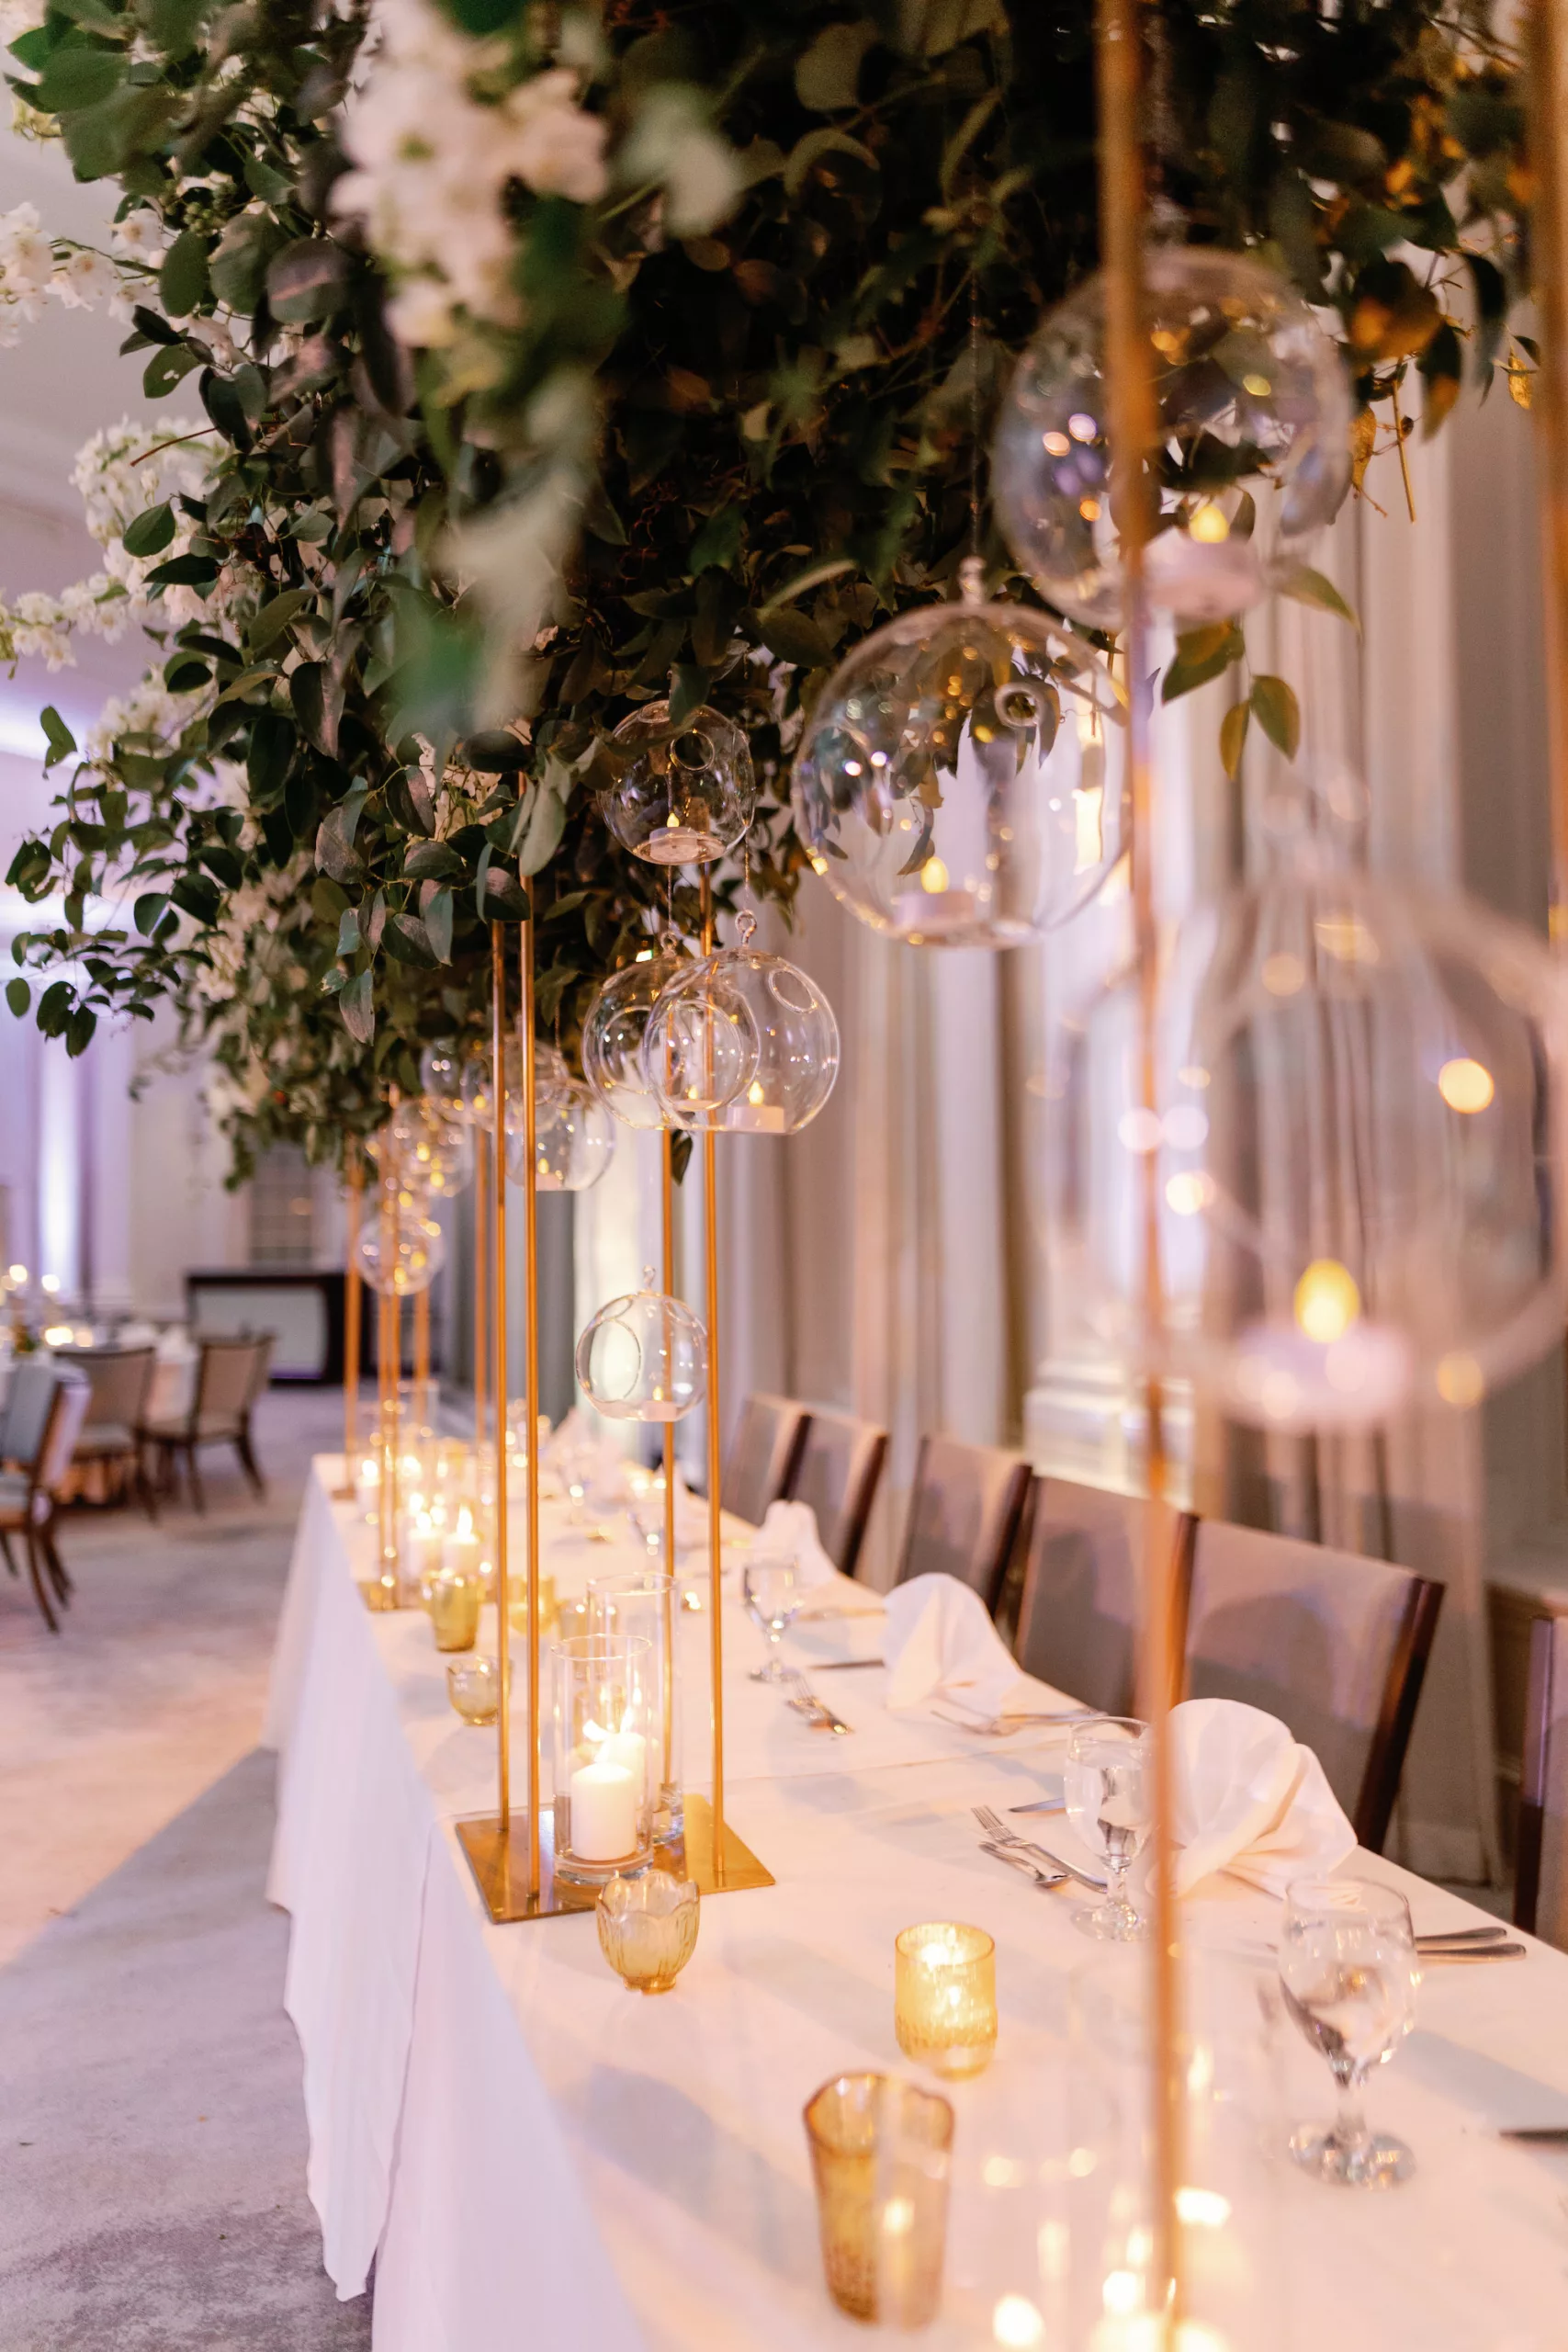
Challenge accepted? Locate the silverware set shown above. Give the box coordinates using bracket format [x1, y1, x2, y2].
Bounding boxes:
[932, 1702, 1098, 1738]
[972, 1804, 1107, 1893]
[782, 1668, 852, 1736]
[1413, 1923, 1526, 1962]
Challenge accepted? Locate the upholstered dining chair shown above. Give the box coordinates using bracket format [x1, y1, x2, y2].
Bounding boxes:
[1515, 1613, 1568, 1949]
[62, 1343, 157, 1515]
[721, 1394, 810, 1528]
[894, 1435, 1033, 1615]
[784, 1408, 888, 1580]
[0, 1360, 90, 1633]
[138, 1331, 274, 1513]
[1184, 1520, 1444, 1853]
[1011, 1479, 1198, 1714]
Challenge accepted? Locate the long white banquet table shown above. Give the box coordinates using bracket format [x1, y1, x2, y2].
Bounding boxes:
[266, 1460, 1568, 2351]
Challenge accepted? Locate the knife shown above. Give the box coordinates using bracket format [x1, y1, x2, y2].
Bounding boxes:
[1498, 2124, 1568, 2143]
[814, 1657, 885, 1670]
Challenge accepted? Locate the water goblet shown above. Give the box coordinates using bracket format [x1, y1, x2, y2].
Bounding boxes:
[742, 1555, 801, 1683]
[1064, 1716, 1151, 1940]
[1278, 1876, 1419, 2188]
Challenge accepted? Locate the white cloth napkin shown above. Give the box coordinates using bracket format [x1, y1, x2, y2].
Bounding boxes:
[1168, 1697, 1356, 1898]
[749, 1500, 837, 1585]
[882, 1574, 1032, 1716]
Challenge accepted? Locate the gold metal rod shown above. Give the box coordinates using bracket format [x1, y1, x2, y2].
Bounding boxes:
[341, 1148, 362, 1488]
[699, 870, 725, 1871]
[387, 1162, 401, 1593]
[375, 1179, 391, 1598]
[1529, 0, 1568, 925]
[1096, 0, 1183, 2330]
[474, 1119, 489, 1457]
[660, 1127, 678, 1790]
[519, 918, 542, 1906]
[414, 1284, 430, 1435]
[491, 923, 512, 1855]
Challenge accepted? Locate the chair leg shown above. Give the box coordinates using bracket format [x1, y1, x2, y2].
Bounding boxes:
[134, 1441, 159, 1524]
[24, 1531, 59, 1634]
[41, 1520, 71, 1604]
[236, 1419, 265, 1498]
[186, 1442, 206, 1514]
[0, 1528, 17, 1577]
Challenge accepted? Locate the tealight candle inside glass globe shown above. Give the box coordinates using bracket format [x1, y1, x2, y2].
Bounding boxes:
[355, 1215, 447, 1297]
[582, 943, 690, 1129]
[993, 245, 1353, 630]
[576, 1270, 707, 1420]
[389, 1095, 474, 1200]
[792, 558, 1127, 944]
[504, 1078, 617, 1192]
[645, 915, 840, 1135]
[602, 700, 756, 866]
[420, 1044, 465, 1107]
[1044, 797, 1568, 1428]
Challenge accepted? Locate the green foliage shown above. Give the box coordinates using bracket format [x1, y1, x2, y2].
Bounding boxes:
[2, 0, 1531, 1173]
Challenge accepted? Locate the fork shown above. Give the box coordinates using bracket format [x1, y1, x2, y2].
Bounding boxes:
[979, 1840, 1067, 1890]
[972, 1804, 1107, 1893]
[784, 1668, 852, 1736]
[933, 1702, 1097, 1737]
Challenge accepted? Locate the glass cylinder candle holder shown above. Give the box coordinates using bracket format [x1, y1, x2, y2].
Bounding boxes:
[428, 1566, 481, 1653]
[894, 1922, 998, 2079]
[447, 1655, 499, 1724]
[596, 1871, 699, 1993]
[509, 1570, 559, 1645]
[552, 1634, 656, 1883]
[587, 1570, 682, 1839]
[803, 2073, 954, 2327]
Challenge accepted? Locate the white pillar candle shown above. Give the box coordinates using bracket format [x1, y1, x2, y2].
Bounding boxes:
[441, 1509, 482, 1580]
[402, 1516, 442, 1587]
[598, 1728, 647, 1792]
[891, 885, 978, 937]
[569, 1758, 637, 1861]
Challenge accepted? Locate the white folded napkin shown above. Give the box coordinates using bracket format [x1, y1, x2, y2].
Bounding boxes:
[1168, 1697, 1356, 1898]
[749, 1499, 838, 1587]
[882, 1573, 1032, 1716]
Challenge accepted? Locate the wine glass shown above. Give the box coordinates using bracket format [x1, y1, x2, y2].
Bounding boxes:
[1278, 1876, 1419, 2188]
[1064, 1716, 1151, 1941]
[742, 1555, 801, 1683]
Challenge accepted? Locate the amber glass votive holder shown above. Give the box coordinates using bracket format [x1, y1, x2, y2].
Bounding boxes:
[428, 1566, 481, 1653]
[446, 1655, 498, 1724]
[894, 1923, 997, 2079]
[803, 2073, 953, 2327]
[596, 1871, 699, 1992]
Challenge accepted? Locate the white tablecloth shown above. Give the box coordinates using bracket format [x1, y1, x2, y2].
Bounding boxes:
[267, 1461, 1568, 2351]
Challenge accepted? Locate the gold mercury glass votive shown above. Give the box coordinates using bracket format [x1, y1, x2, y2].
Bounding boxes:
[803, 2073, 954, 2326]
[428, 1566, 481, 1653]
[596, 1872, 699, 1992]
[894, 1922, 997, 2078]
[446, 1655, 498, 1724]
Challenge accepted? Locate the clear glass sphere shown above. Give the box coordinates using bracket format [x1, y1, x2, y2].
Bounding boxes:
[575, 1268, 708, 1421]
[504, 1078, 617, 1192]
[994, 246, 1352, 630]
[792, 561, 1126, 945]
[355, 1214, 446, 1296]
[645, 916, 840, 1135]
[389, 1095, 474, 1199]
[1045, 822, 1568, 1429]
[601, 700, 756, 866]
[420, 1044, 464, 1106]
[461, 1040, 569, 1133]
[581, 944, 689, 1130]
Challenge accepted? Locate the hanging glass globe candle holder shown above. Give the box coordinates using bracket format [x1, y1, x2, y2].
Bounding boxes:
[389, 1095, 475, 1200]
[993, 246, 1352, 631]
[420, 1044, 464, 1108]
[356, 1214, 447, 1297]
[601, 700, 756, 865]
[461, 1040, 570, 1133]
[504, 1076, 617, 1192]
[582, 941, 690, 1130]
[645, 914, 840, 1135]
[575, 1269, 708, 1421]
[792, 557, 1127, 945]
[1044, 786, 1568, 1430]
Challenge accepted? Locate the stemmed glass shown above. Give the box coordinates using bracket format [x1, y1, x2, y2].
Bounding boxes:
[742, 1556, 801, 1683]
[1278, 1876, 1419, 2188]
[1063, 1716, 1151, 1940]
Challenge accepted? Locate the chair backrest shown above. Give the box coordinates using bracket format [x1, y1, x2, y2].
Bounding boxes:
[194, 1333, 263, 1423]
[5, 1356, 62, 1472]
[895, 1435, 1032, 1615]
[784, 1409, 888, 1579]
[38, 1372, 91, 1494]
[722, 1394, 809, 1526]
[65, 1344, 156, 1430]
[1515, 1613, 1568, 1948]
[1013, 1478, 1197, 1715]
[243, 1331, 275, 1406]
[1185, 1520, 1444, 1851]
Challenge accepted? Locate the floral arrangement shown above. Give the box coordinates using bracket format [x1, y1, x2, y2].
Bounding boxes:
[0, 0, 1533, 1171]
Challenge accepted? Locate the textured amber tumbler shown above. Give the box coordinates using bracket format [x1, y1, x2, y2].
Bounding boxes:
[596, 1872, 699, 1992]
[802, 2073, 953, 2326]
[894, 1923, 997, 2079]
[428, 1566, 481, 1652]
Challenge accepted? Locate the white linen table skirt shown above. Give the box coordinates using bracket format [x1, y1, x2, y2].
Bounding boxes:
[267, 1460, 1568, 2350]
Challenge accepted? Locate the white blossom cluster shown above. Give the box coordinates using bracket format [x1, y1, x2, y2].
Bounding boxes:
[0, 202, 130, 345]
[333, 0, 610, 347]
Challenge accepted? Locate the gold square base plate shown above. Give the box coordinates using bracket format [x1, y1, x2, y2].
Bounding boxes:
[457, 1795, 773, 1924]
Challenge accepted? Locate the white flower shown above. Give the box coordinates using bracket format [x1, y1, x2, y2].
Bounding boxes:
[620, 89, 741, 237]
[51, 247, 118, 309]
[502, 68, 608, 203]
[112, 209, 165, 260]
[385, 275, 458, 348]
[2, 226, 54, 295]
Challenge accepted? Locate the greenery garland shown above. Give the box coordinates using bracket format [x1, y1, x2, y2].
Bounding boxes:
[1, 0, 1530, 1176]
